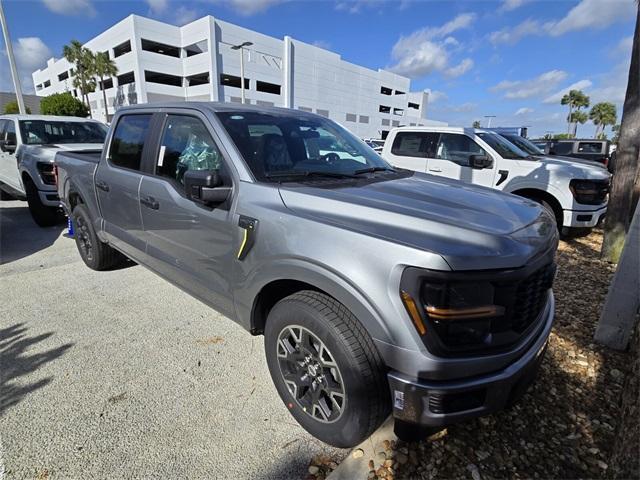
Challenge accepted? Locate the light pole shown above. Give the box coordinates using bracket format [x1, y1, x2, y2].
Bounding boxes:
[0, 0, 26, 114]
[231, 41, 253, 104]
[484, 115, 496, 128]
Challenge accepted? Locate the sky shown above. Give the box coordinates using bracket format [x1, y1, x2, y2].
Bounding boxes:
[0, 0, 635, 138]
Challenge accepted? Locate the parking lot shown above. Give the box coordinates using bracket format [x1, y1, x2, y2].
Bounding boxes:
[0, 200, 344, 479]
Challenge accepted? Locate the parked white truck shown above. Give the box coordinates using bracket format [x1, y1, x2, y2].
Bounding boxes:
[0, 115, 107, 226]
[382, 127, 610, 234]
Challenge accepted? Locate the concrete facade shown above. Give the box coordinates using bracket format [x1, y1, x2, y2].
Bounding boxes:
[0, 92, 42, 114]
[32, 14, 441, 138]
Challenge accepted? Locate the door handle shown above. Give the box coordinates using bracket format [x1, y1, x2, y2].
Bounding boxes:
[96, 180, 110, 192]
[428, 167, 442, 172]
[140, 196, 159, 210]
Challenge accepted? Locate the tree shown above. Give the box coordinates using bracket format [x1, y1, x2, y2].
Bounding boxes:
[569, 110, 588, 137]
[602, 4, 640, 262]
[472, 120, 481, 128]
[40, 92, 89, 117]
[63, 40, 96, 118]
[589, 102, 617, 138]
[612, 124, 621, 144]
[92, 51, 118, 120]
[3, 100, 31, 114]
[561, 89, 590, 136]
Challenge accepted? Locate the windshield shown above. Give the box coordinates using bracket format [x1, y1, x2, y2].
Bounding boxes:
[502, 134, 544, 155]
[19, 120, 107, 145]
[477, 132, 529, 160]
[217, 111, 392, 181]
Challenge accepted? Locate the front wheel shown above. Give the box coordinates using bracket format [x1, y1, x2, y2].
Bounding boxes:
[24, 177, 61, 227]
[264, 290, 390, 448]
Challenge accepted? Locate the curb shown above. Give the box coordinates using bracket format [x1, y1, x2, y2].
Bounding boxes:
[327, 417, 397, 480]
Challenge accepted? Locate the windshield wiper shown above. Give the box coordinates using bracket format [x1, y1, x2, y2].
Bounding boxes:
[353, 166, 397, 175]
[264, 170, 357, 180]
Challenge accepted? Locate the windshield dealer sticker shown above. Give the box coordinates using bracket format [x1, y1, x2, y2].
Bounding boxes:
[157, 145, 166, 167]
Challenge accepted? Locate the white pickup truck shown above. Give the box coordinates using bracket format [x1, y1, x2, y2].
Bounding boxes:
[0, 114, 107, 226]
[382, 126, 610, 234]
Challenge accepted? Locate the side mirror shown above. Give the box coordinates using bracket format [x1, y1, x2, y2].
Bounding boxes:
[469, 154, 492, 169]
[184, 170, 231, 205]
[0, 140, 16, 153]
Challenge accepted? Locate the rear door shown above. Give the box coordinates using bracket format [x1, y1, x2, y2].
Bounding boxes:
[138, 112, 236, 316]
[426, 133, 496, 186]
[95, 113, 155, 259]
[0, 120, 23, 192]
[385, 131, 438, 172]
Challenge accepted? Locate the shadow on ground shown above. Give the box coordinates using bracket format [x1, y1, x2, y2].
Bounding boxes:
[0, 323, 73, 416]
[0, 205, 64, 265]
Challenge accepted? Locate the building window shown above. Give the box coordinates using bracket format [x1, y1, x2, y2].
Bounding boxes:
[298, 106, 312, 112]
[380, 86, 392, 95]
[381, 119, 390, 126]
[141, 38, 180, 58]
[184, 40, 208, 57]
[256, 100, 275, 107]
[186, 72, 209, 86]
[408, 102, 419, 110]
[395, 90, 405, 95]
[393, 108, 404, 116]
[145, 70, 182, 86]
[36, 84, 43, 91]
[345, 113, 357, 122]
[113, 40, 131, 58]
[379, 105, 390, 113]
[117, 71, 135, 85]
[44, 80, 51, 88]
[316, 109, 329, 117]
[359, 115, 369, 124]
[392, 120, 400, 127]
[220, 74, 249, 89]
[256, 80, 281, 95]
[73, 89, 77, 97]
[100, 78, 114, 90]
[229, 96, 242, 103]
[58, 71, 69, 81]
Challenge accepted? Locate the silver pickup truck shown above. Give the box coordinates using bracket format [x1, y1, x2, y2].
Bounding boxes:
[55, 103, 558, 447]
[0, 114, 107, 226]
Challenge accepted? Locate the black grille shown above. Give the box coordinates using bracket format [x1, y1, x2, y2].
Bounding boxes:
[512, 264, 556, 332]
[429, 389, 486, 414]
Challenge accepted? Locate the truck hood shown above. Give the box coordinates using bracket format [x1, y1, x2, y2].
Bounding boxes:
[535, 154, 606, 170]
[533, 155, 610, 179]
[21, 143, 103, 162]
[279, 172, 558, 271]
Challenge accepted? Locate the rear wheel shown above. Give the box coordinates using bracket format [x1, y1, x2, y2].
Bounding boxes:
[264, 290, 390, 448]
[72, 204, 123, 270]
[24, 176, 60, 227]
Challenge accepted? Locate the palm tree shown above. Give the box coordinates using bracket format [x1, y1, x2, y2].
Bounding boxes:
[93, 51, 118, 121]
[472, 120, 481, 128]
[569, 110, 588, 137]
[63, 40, 96, 118]
[601, 3, 640, 262]
[589, 102, 617, 138]
[560, 89, 590, 136]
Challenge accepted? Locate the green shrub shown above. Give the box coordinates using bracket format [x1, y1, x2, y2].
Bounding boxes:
[40, 92, 88, 117]
[3, 100, 31, 114]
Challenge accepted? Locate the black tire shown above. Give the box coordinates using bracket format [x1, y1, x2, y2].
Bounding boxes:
[72, 204, 122, 271]
[264, 290, 390, 448]
[24, 177, 60, 227]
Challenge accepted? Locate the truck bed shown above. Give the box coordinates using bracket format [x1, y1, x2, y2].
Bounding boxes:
[55, 149, 103, 218]
[57, 150, 102, 164]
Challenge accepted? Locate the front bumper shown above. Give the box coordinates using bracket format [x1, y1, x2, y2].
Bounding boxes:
[387, 296, 553, 427]
[563, 205, 607, 228]
[38, 189, 60, 207]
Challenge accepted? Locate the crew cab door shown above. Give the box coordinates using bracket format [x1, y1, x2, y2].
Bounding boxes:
[138, 112, 236, 317]
[95, 113, 154, 259]
[426, 133, 496, 187]
[384, 131, 439, 172]
[0, 120, 23, 192]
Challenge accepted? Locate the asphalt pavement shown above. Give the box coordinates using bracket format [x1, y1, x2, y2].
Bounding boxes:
[0, 200, 345, 479]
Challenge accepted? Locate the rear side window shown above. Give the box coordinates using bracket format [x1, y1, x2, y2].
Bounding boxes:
[577, 142, 603, 153]
[436, 133, 486, 166]
[109, 114, 152, 171]
[391, 132, 439, 158]
[550, 142, 573, 155]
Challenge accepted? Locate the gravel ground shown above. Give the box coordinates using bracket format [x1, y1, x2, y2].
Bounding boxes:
[308, 229, 635, 480]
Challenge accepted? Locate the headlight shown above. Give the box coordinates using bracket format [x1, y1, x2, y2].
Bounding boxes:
[569, 179, 609, 205]
[512, 210, 556, 245]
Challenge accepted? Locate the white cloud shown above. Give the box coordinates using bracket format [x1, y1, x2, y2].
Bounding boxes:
[389, 13, 476, 78]
[445, 58, 474, 78]
[489, 19, 541, 45]
[425, 89, 448, 103]
[499, 0, 531, 12]
[515, 107, 534, 115]
[489, 0, 636, 45]
[616, 35, 634, 55]
[214, 0, 285, 15]
[0, 37, 52, 93]
[312, 40, 332, 50]
[175, 7, 199, 25]
[542, 79, 593, 104]
[146, 0, 168, 15]
[42, 0, 96, 16]
[448, 102, 477, 113]
[589, 62, 629, 104]
[491, 70, 568, 99]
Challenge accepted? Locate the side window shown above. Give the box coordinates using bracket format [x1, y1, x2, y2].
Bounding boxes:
[109, 114, 152, 171]
[391, 132, 439, 158]
[577, 142, 602, 153]
[5, 121, 16, 145]
[0, 120, 7, 141]
[551, 142, 573, 155]
[436, 133, 485, 166]
[156, 115, 224, 185]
